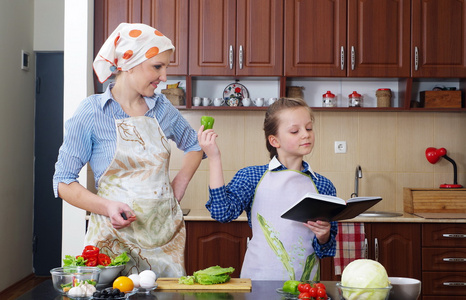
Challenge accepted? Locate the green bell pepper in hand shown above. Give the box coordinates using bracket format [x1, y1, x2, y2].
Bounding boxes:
[201, 116, 215, 130]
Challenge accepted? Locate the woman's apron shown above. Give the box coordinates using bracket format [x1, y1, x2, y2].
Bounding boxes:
[240, 169, 318, 281]
[84, 115, 185, 277]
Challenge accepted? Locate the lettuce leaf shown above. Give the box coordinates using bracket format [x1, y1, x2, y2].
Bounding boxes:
[63, 255, 86, 267]
[108, 252, 130, 266]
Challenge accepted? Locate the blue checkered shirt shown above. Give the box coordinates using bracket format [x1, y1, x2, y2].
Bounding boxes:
[206, 158, 337, 258]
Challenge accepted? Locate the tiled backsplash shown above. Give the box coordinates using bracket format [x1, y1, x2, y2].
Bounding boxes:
[170, 110, 466, 214]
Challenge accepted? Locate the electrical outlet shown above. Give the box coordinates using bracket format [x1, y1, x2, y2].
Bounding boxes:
[335, 141, 347, 153]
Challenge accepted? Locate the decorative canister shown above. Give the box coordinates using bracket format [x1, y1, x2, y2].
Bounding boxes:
[322, 91, 336, 107]
[286, 86, 305, 100]
[376, 88, 392, 107]
[348, 91, 363, 107]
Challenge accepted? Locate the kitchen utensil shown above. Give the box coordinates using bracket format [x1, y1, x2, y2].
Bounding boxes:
[267, 97, 278, 106]
[348, 91, 362, 107]
[156, 278, 252, 291]
[223, 82, 249, 106]
[242, 97, 251, 106]
[202, 97, 212, 106]
[193, 97, 201, 106]
[50, 266, 101, 295]
[388, 277, 421, 300]
[323, 91, 336, 107]
[336, 282, 392, 300]
[214, 97, 225, 106]
[253, 98, 264, 107]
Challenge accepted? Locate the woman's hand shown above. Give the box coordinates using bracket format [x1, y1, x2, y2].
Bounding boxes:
[197, 126, 220, 159]
[107, 201, 137, 229]
[304, 220, 331, 244]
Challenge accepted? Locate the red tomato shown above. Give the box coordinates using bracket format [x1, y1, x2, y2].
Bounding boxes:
[309, 287, 318, 298]
[298, 292, 311, 299]
[82, 245, 99, 258]
[98, 253, 111, 266]
[314, 282, 326, 290]
[298, 283, 311, 293]
[317, 288, 327, 298]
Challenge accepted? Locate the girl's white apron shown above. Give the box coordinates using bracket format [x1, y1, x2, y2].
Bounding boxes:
[84, 115, 185, 277]
[240, 168, 318, 281]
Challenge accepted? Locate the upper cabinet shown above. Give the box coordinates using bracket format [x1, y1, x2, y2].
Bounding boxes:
[411, 0, 466, 77]
[94, 0, 188, 75]
[284, 0, 411, 77]
[189, 0, 283, 76]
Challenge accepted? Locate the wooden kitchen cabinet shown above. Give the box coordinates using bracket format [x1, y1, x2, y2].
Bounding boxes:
[94, 0, 188, 75]
[411, 0, 466, 77]
[188, 0, 283, 76]
[320, 223, 421, 281]
[422, 223, 466, 298]
[185, 221, 252, 278]
[284, 0, 411, 77]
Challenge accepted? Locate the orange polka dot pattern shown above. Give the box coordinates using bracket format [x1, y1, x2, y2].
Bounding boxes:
[93, 22, 175, 83]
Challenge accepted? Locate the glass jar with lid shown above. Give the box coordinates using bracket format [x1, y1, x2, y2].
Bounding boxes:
[348, 91, 363, 107]
[322, 91, 336, 107]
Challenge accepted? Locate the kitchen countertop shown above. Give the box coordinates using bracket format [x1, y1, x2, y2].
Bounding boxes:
[16, 279, 340, 299]
[183, 208, 466, 223]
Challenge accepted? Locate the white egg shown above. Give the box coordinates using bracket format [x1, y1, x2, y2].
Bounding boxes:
[128, 274, 141, 288]
[139, 270, 157, 281]
[139, 275, 156, 289]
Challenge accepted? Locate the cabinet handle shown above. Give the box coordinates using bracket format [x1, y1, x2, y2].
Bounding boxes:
[443, 233, 466, 238]
[229, 45, 234, 70]
[340, 46, 345, 70]
[364, 238, 368, 259]
[351, 46, 355, 70]
[443, 282, 466, 287]
[443, 257, 466, 262]
[239, 45, 243, 69]
[246, 237, 250, 248]
[414, 46, 419, 71]
[374, 238, 379, 261]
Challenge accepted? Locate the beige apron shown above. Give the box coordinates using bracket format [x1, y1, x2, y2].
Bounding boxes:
[241, 169, 318, 281]
[84, 115, 185, 277]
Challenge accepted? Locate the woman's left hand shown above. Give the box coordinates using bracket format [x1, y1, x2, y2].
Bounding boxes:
[304, 220, 331, 244]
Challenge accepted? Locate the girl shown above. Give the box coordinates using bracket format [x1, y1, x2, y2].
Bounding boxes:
[197, 98, 337, 281]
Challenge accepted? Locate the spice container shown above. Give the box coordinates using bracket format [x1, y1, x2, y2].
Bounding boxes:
[348, 91, 363, 107]
[376, 88, 392, 107]
[322, 91, 336, 107]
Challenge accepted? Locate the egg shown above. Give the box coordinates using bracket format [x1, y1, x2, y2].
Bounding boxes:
[139, 275, 156, 289]
[128, 274, 141, 288]
[139, 270, 157, 281]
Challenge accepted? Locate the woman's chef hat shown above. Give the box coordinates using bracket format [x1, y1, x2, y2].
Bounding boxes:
[93, 23, 175, 83]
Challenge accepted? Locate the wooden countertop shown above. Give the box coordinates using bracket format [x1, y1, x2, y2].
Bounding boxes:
[183, 209, 466, 223]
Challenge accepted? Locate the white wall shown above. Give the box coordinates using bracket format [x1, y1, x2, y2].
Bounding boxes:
[34, 0, 64, 51]
[0, 0, 35, 292]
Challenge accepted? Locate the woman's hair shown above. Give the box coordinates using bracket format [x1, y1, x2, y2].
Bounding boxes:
[263, 97, 314, 159]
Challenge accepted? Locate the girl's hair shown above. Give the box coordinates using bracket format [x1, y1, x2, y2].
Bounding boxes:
[263, 97, 314, 159]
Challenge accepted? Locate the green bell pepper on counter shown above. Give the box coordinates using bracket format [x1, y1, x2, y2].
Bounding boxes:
[201, 116, 215, 130]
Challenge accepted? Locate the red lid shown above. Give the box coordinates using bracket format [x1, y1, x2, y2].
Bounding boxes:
[377, 88, 391, 91]
[349, 91, 361, 98]
[323, 91, 335, 98]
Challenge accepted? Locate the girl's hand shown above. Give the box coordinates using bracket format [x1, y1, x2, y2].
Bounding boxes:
[107, 201, 136, 229]
[197, 126, 220, 159]
[304, 220, 331, 244]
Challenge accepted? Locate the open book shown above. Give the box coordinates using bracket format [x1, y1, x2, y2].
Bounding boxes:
[280, 193, 382, 222]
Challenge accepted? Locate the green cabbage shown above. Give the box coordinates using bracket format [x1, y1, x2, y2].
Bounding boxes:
[341, 259, 390, 300]
[179, 266, 235, 285]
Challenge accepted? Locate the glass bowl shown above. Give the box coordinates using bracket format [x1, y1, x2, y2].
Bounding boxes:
[336, 282, 392, 300]
[50, 266, 101, 296]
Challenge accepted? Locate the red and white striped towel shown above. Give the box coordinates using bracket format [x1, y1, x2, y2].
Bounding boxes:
[334, 222, 366, 275]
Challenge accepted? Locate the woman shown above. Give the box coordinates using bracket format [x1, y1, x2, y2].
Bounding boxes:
[53, 23, 203, 277]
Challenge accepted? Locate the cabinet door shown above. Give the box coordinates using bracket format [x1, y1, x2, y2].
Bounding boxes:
[368, 223, 421, 279]
[189, 0, 236, 76]
[348, 0, 411, 77]
[185, 221, 252, 278]
[94, 0, 188, 75]
[412, 0, 466, 77]
[236, 0, 283, 76]
[284, 0, 347, 77]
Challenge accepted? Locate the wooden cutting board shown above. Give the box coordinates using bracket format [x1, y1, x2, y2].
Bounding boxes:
[156, 278, 252, 291]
